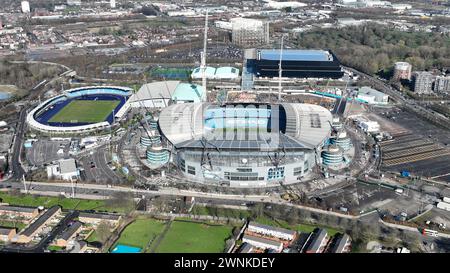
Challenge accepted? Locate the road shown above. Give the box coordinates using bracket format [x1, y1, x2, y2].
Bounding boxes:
[344, 66, 450, 130]
[9, 106, 27, 181]
[3, 179, 450, 241]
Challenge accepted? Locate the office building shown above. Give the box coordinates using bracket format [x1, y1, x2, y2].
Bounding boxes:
[231, 18, 269, 48]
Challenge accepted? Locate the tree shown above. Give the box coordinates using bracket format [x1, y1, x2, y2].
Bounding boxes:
[250, 203, 264, 219]
[96, 221, 113, 243]
[106, 192, 135, 214]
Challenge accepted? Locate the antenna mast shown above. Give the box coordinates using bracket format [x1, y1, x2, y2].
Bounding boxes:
[278, 35, 285, 102]
[201, 9, 209, 101]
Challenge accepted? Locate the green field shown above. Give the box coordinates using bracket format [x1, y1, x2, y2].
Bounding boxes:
[0, 192, 125, 213]
[113, 218, 166, 250]
[155, 220, 233, 253]
[49, 100, 119, 123]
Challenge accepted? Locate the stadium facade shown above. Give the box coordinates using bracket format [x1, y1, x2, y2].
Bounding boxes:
[245, 49, 344, 79]
[27, 86, 132, 134]
[158, 102, 332, 187]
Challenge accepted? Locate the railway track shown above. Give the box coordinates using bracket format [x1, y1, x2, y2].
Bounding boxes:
[382, 149, 450, 167]
[382, 144, 443, 160]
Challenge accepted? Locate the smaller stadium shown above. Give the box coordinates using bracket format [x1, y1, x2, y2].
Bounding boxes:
[27, 86, 132, 134]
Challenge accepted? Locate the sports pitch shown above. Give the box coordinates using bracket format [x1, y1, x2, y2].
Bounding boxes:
[49, 100, 120, 123]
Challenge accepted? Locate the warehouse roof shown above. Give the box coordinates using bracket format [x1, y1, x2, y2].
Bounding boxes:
[259, 49, 332, 62]
[358, 86, 387, 98]
[59, 158, 77, 174]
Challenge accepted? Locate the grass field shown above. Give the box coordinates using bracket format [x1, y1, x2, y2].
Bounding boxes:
[113, 218, 166, 250]
[155, 220, 233, 253]
[49, 100, 119, 123]
[0, 192, 125, 213]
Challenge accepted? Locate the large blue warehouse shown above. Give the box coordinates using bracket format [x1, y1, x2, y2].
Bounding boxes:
[245, 48, 344, 79]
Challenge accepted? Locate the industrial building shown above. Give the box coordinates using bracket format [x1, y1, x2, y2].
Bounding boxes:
[393, 62, 412, 81]
[158, 102, 332, 187]
[413, 71, 435, 94]
[46, 158, 79, 181]
[245, 49, 344, 79]
[356, 86, 389, 105]
[231, 18, 269, 48]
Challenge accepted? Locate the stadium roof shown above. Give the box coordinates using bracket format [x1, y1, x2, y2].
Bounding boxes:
[171, 83, 204, 103]
[215, 66, 240, 79]
[191, 66, 216, 79]
[159, 102, 332, 149]
[259, 49, 332, 62]
[129, 81, 180, 102]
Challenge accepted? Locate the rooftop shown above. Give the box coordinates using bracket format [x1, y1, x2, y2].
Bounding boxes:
[78, 212, 121, 221]
[21, 206, 60, 237]
[258, 49, 332, 62]
[59, 221, 83, 241]
[248, 221, 297, 236]
[243, 234, 283, 248]
[59, 158, 77, 174]
[171, 83, 204, 103]
[130, 81, 180, 102]
[331, 233, 350, 253]
[0, 227, 15, 235]
[159, 102, 332, 149]
[0, 205, 38, 213]
[306, 229, 328, 253]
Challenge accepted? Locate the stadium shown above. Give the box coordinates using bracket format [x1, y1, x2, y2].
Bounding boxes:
[158, 102, 333, 187]
[26, 86, 132, 134]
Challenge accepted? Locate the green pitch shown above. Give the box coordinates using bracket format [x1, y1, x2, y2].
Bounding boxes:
[49, 100, 120, 123]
